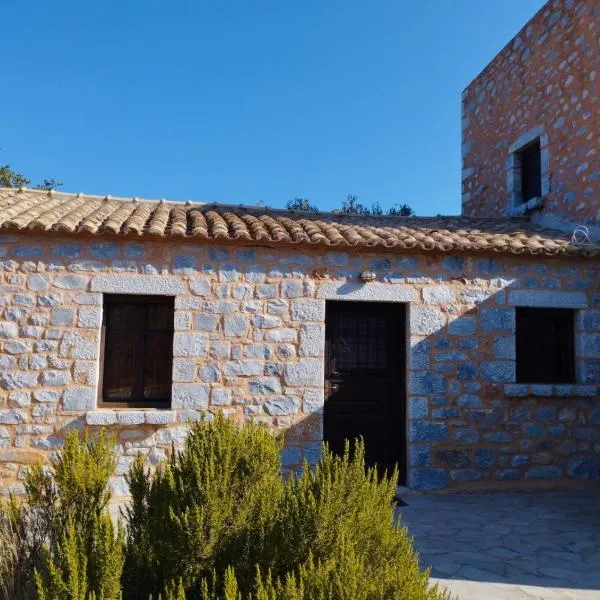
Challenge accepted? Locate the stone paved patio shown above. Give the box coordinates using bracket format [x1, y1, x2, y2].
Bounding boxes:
[396, 490, 600, 600]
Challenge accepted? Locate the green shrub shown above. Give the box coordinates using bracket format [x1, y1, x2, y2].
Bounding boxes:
[0, 429, 124, 600]
[124, 415, 450, 600]
[122, 414, 282, 599]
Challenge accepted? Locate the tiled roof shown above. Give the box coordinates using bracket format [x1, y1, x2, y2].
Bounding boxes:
[0, 187, 596, 257]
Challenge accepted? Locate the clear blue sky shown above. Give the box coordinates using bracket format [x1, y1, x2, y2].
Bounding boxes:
[3, 0, 545, 216]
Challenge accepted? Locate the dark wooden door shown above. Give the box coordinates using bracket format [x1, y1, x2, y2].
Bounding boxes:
[324, 301, 406, 482]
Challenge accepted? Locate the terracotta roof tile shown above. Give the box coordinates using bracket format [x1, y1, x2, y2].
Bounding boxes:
[0, 187, 596, 257]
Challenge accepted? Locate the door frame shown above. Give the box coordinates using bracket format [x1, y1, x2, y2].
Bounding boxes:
[320, 284, 410, 484]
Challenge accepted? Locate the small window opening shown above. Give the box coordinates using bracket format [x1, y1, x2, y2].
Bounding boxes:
[516, 307, 575, 384]
[519, 140, 542, 202]
[100, 295, 174, 407]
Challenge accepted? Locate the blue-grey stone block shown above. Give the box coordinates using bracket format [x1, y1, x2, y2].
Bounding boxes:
[448, 317, 476, 336]
[504, 384, 528, 397]
[485, 432, 511, 443]
[436, 450, 470, 467]
[524, 423, 545, 438]
[450, 469, 481, 481]
[510, 407, 530, 421]
[574, 428, 597, 441]
[476, 259, 499, 275]
[481, 308, 515, 332]
[548, 424, 566, 437]
[542, 277, 560, 289]
[235, 248, 256, 262]
[554, 384, 575, 397]
[409, 422, 448, 442]
[475, 448, 496, 469]
[52, 244, 82, 258]
[525, 466, 562, 480]
[568, 455, 600, 480]
[579, 333, 600, 358]
[496, 469, 519, 480]
[410, 372, 445, 394]
[89, 242, 119, 259]
[463, 382, 481, 393]
[409, 469, 448, 491]
[512, 455, 529, 467]
[458, 339, 478, 350]
[370, 258, 391, 270]
[469, 409, 503, 427]
[219, 264, 242, 282]
[437, 351, 467, 362]
[434, 366, 454, 378]
[409, 397, 428, 419]
[124, 243, 145, 257]
[209, 247, 229, 260]
[458, 394, 481, 408]
[383, 272, 404, 283]
[457, 364, 478, 381]
[493, 336, 515, 360]
[281, 446, 302, 467]
[481, 361, 515, 382]
[409, 340, 430, 369]
[432, 407, 460, 419]
[531, 384, 553, 397]
[303, 443, 322, 466]
[431, 396, 448, 406]
[441, 256, 464, 271]
[396, 256, 417, 269]
[14, 246, 43, 258]
[324, 252, 348, 266]
[452, 428, 479, 444]
[536, 406, 556, 421]
[408, 445, 432, 467]
[174, 256, 197, 273]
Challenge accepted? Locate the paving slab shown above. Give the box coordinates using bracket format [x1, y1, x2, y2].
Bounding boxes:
[396, 490, 600, 600]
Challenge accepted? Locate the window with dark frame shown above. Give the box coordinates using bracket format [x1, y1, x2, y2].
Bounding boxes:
[516, 307, 575, 384]
[519, 139, 542, 202]
[100, 295, 174, 407]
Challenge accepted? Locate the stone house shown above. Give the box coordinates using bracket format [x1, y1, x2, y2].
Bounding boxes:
[0, 0, 599, 498]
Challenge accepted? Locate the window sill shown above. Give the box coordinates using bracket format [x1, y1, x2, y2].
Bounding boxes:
[504, 196, 545, 217]
[86, 409, 176, 426]
[504, 384, 596, 398]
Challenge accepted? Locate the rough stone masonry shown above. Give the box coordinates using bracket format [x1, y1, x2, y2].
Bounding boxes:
[462, 0, 599, 236]
[0, 234, 599, 499]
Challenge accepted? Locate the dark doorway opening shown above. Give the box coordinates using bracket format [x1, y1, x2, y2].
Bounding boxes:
[324, 301, 407, 483]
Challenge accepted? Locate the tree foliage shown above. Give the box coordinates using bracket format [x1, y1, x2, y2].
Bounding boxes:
[0, 165, 62, 190]
[285, 198, 319, 213]
[287, 194, 414, 216]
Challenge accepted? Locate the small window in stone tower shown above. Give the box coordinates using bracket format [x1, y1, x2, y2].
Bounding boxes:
[100, 295, 174, 407]
[519, 140, 542, 202]
[516, 307, 575, 384]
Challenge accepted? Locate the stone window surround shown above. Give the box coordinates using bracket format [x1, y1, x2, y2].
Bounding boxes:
[503, 290, 595, 396]
[505, 125, 550, 217]
[88, 275, 183, 413]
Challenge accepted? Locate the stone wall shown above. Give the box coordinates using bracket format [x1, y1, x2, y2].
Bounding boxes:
[461, 0, 599, 233]
[0, 233, 599, 497]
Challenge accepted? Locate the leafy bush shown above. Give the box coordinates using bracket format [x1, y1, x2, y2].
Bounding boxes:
[124, 415, 450, 600]
[122, 414, 282, 599]
[3, 417, 449, 600]
[0, 429, 124, 600]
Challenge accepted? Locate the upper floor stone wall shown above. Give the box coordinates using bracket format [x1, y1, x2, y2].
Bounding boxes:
[462, 0, 599, 233]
